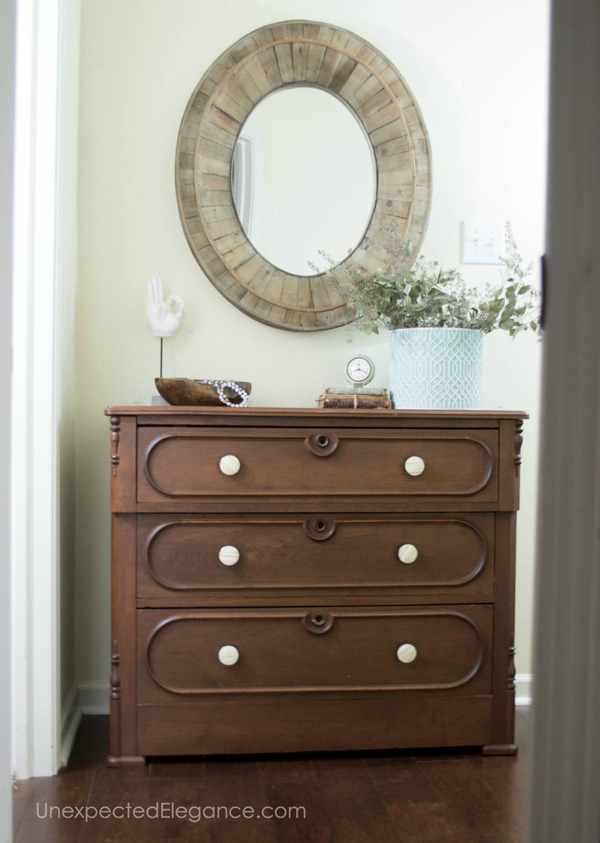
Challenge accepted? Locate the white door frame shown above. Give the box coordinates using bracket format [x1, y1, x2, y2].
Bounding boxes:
[11, 0, 80, 779]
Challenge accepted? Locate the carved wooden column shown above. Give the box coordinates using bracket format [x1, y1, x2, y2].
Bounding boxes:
[108, 640, 121, 761]
[110, 415, 120, 477]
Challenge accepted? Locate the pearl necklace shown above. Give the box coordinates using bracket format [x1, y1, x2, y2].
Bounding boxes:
[198, 380, 250, 408]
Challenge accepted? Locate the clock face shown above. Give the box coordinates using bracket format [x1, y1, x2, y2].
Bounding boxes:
[346, 355, 374, 385]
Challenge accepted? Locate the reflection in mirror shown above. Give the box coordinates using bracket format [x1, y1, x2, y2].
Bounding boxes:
[231, 86, 376, 276]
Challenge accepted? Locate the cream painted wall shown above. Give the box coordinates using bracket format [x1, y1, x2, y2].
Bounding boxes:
[59, 0, 81, 714]
[77, 0, 549, 688]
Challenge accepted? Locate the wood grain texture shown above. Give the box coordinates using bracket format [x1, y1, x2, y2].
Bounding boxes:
[489, 512, 518, 747]
[137, 696, 494, 756]
[135, 512, 495, 598]
[106, 407, 522, 760]
[110, 513, 138, 761]
[137, 605, 492, 700]
[498, 418, 523, 511]
[175, 20, 432, 332]
[14, 711, 531, 842]
[136, 499, 507, 515]
[136, 426, 499, 503]
[105, 405, 528, 420]
[136, 593, 495, 610]
[155, 378, 251, 407]
[109, 416, 136, 513]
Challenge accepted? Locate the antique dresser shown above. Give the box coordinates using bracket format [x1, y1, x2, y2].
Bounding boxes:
[105, 406, 525, 765]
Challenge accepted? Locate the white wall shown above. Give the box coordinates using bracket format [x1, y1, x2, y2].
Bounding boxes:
[77, 0, 549, 693]
[57, 0, 81, 762]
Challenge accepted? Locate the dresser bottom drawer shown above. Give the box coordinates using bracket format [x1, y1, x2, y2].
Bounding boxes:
[138, 605, 492, 701]
[137, 695, 493, 755]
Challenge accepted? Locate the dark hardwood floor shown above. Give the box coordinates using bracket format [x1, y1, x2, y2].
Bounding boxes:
[13, 708, 530, 842]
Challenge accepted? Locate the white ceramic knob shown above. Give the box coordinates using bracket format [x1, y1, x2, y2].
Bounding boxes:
[219, 545, 240, 566]
[398, 543, 418, 564]
[218, 645, 239, 666]
[405, 455, 425, 476]
[396, 643, 417, 663]
[219, 455, 241, 476]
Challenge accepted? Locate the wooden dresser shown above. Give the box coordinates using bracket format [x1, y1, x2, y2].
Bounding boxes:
[105, 406, 526, 765]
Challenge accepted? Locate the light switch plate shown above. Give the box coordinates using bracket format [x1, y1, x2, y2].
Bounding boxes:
[461, 221, 505, 265]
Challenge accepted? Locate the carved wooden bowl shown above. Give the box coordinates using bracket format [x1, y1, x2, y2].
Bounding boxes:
[155, 378, 252, 407]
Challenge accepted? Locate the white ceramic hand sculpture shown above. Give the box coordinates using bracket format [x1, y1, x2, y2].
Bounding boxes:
[146, 275, 186, 338]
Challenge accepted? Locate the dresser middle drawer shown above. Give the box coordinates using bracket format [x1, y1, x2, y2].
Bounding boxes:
[136, 513, 494, 598]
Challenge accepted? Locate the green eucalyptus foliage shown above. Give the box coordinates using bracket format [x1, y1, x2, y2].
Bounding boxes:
[321, 223, 541, 339]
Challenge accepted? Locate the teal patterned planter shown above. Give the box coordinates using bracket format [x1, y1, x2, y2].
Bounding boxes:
[389, 328, 483, 410]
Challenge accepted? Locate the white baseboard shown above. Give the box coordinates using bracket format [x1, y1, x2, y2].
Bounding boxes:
[60, 684, 83, 767]
[59, 681, 109, 767]
[78, 680, 110, 715]
[515, 673, 532, 706]
[60, 680, 110, 766]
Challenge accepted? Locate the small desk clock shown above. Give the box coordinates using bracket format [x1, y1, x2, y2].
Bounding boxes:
[345, 355, 375, 388]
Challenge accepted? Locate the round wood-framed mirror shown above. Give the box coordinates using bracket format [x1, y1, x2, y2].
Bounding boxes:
[176, 20, 432, 332]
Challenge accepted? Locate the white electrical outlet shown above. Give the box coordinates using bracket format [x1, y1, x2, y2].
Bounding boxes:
[461, 221, 505, 265]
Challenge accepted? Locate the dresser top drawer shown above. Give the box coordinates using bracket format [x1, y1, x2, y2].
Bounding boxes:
[136, 427, 499, 504]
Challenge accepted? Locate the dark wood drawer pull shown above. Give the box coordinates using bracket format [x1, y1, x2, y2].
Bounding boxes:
[303, 611, 334, 634]
[304, 515, 336, 541]
[304, 432, 339, 458]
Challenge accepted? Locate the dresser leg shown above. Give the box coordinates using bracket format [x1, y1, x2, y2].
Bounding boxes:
[108, 637, 142, 767]
[482, 744, 518, 756]
[107, 754, 146, 767]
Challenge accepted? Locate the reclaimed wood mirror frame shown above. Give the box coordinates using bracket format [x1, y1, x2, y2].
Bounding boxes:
[175, 20, 432, 332]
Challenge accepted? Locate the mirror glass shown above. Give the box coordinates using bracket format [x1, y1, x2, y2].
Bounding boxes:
[231, 86, 376, 276]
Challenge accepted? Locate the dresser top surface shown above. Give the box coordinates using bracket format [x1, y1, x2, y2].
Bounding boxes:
[106, 406, 528, 420]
